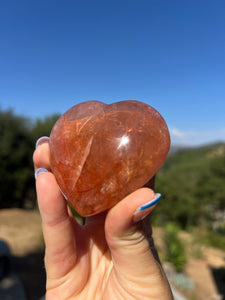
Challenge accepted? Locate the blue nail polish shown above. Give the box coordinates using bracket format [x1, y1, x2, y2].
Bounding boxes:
[35, 136, 49, 149]
[35, 168, 48, 179]
[139, 193, 161, 211]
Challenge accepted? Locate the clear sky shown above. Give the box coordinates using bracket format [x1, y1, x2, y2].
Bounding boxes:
[0, 0, 225, 146]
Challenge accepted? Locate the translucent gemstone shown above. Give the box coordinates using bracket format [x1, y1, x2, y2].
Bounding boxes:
[49, 100, 170, 216]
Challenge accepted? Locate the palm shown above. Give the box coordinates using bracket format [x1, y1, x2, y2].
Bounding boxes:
[46, 214, 156, 300]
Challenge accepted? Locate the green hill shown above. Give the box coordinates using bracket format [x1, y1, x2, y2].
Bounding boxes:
[154, 143, 225, 230]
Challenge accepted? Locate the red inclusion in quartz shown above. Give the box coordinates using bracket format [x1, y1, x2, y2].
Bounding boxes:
[49, 100, 170, 216]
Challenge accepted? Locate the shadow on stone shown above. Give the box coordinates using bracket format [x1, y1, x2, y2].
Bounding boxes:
[210, 266, 225, 299]
[10, 250, 46, 300]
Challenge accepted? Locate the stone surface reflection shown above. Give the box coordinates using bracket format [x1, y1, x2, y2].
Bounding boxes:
[49, 100, 170, 216]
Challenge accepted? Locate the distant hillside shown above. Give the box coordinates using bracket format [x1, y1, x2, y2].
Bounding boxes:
[154, 142, 225, 229]
[169, 141, 225, 155]
[168, 145, 192, 155]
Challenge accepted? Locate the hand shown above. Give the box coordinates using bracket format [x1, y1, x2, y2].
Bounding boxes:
[33, 137, 173, 300]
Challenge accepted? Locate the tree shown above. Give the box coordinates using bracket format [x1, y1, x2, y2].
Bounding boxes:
[0, 110, 34, 208]
[154, 144, 225, 229]
[31, 114, 60, 142]
[0, 110, 60, 209]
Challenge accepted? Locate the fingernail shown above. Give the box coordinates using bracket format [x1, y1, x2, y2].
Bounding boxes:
[133, 193, 161, 222]
[35, 136, 49, 148]
[34, 168, 48, 179]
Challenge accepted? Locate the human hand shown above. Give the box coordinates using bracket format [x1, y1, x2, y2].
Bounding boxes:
[33, 137, 173, 300]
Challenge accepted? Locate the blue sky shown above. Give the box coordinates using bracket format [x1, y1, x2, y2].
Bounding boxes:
[0, 0, 225, 146]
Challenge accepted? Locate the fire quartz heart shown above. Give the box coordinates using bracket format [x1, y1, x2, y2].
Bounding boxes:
[49, 100, 170, 216]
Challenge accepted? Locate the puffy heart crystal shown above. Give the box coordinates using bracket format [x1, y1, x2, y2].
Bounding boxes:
[49, 100, 170, 216]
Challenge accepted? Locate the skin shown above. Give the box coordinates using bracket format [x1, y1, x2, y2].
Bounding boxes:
[33, 142, 173, 300]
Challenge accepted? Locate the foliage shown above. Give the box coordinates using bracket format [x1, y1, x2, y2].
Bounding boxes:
[164, 223, 187, 272]
[31, 114, 60, 142]
[0, 110, 34, 208]
[0, 109, 60, 209]
[197, 230, 225, 251]
[154, 144, 225, 229]
[190, 244, 203, 259]
[0, 105, 225, 244]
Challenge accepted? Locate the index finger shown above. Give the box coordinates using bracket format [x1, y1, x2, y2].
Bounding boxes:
[33, 137, 51, 171]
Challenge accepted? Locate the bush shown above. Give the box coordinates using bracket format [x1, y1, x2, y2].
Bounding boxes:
[164, 223, 187, 272]
[155, 144, 225, 230]
[0, 109, 60, 209]
[0, 110, 35, 208]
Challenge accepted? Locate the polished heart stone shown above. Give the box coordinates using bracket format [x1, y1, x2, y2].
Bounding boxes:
[49, 100, 170, 216]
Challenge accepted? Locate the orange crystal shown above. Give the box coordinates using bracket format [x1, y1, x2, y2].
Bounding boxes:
[49, 100, 170, 216]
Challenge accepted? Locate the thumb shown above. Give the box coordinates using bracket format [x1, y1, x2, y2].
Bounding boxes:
[105, 188, 162, 276]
